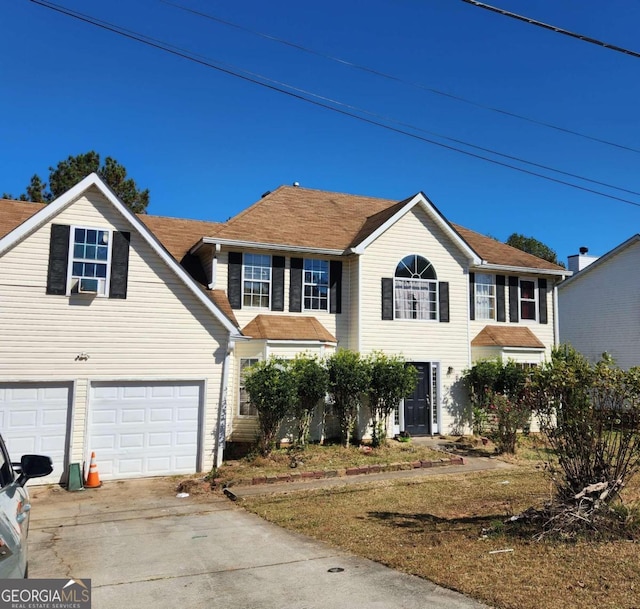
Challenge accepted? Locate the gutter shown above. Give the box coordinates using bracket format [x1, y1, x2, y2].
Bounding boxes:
[476, 263, 571, 278]
[192, 238, 344, 257]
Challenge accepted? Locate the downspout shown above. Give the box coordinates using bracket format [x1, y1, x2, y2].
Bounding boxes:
[357, 254, 362, 353]
[215, 337, 235, 468]
[465, 269, 472, 366]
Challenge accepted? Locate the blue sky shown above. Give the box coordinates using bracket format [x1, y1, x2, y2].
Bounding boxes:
[3, 0, 640, 265]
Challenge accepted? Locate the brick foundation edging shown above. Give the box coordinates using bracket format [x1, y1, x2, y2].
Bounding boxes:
[213, 456, 466, 489]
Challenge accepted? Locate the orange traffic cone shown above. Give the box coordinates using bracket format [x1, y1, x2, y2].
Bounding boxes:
[85, 452, 101, 488]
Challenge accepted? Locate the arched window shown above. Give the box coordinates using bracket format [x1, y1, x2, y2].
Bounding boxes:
[394, 255, 438, 320]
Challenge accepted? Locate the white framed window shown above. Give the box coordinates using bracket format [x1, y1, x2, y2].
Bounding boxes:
[243, 254, 271, 308]
[68, 226, 111, 295]
[519, 279, 537, 320]
[394, 255, 438, 320]
[239, 358, 259, 416]
[475, 273, 495, 320]
[304, 259, 329, 311]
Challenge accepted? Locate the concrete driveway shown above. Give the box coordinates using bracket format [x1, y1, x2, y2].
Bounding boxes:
[28, 478, 489, 609]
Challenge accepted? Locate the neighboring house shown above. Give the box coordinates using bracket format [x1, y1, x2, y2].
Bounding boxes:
[559, 236, 640, 369]
[0, 176, 568, 482]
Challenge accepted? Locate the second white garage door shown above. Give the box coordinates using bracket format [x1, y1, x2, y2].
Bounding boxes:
[88, 381, 202, 480]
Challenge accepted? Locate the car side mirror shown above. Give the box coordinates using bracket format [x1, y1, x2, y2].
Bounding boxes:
[16, 455, 53, 487]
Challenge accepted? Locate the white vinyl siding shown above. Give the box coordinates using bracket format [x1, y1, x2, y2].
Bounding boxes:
[0, 188, 227, 473]
[559, 239, 640, 370]
[357, 206, 470, 435]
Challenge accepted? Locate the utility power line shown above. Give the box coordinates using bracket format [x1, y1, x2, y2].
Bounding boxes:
[462, 0, 640, 59]
[163, 0, 640, 156]
[28, 0, 640, 209]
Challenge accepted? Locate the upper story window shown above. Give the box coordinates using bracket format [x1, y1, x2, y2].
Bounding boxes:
[243, 254, 271, 308]
[70, 227, 111, 295]
[394, 255, 438, 321]
[519, 279, 537, 320]
[304, 259, 329, 311]
[474, 273, 495, 320]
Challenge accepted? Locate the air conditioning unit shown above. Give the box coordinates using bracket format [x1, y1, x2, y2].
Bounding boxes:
[78, 278, 99, 294]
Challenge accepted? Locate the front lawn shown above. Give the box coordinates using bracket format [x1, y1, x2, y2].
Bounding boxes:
[243, 466, 640, 609]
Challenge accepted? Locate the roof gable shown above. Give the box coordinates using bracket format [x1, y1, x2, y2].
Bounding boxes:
[0, 174, 239, 336]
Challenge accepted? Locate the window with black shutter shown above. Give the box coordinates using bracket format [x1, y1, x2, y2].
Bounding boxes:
[46, 224, 130, 299]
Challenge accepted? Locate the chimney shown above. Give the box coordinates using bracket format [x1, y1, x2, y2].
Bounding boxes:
[568, 246, 598, 273]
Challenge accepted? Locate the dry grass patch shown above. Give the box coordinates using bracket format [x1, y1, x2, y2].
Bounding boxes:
[243, 467, 640, 609]
[215, 441, 448, 485]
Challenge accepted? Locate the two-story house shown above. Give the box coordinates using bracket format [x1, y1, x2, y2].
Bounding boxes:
[0, 175, 568, 482]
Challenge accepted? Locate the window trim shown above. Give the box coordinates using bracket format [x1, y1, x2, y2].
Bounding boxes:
[474, 273, 496, 321]
[393, 255, 439, 322]
[242, 253, 272, 309]
[303, 258, 330, 312]
[518, 278, 538, 322]
[66, 225, 113, 297]
[238, 358, 260, 417]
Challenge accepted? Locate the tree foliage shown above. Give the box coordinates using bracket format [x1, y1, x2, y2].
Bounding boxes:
[327, 350, 370, 448]
[505, 233, 564, 267]
[366, 352, 417, 447]
[463, 358, 533, 453]
[526, 347, 640, 505]
[4, 151, 150, 213]
[290, 354, 329, 447]
[243, 358, 297, 457]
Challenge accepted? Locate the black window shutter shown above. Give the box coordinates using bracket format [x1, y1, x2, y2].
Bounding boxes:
[289, 257, 303, 312]
[538, 278, 548, 324]
[381, 278, 393, 320]
[109, 231, 131, 299]
[271, 256, 285, 311]
[496, 275, 506, 322]
[509, 276, 519, 322]
[46, 224, 70, 295]
[228, 252, 243, 310]
[439, 281, 450, 323]
[469, 273, 475, 320]
[330, 260, 342, 314]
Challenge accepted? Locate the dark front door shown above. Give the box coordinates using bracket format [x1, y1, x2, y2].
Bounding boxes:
[404, 362, 430, 436]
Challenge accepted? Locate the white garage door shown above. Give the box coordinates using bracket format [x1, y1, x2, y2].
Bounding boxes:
[89, 382, 202, 480]
[0, 383, 70, 485]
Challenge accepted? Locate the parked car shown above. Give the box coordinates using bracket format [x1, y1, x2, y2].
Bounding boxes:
[0, 434, 53, 578]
